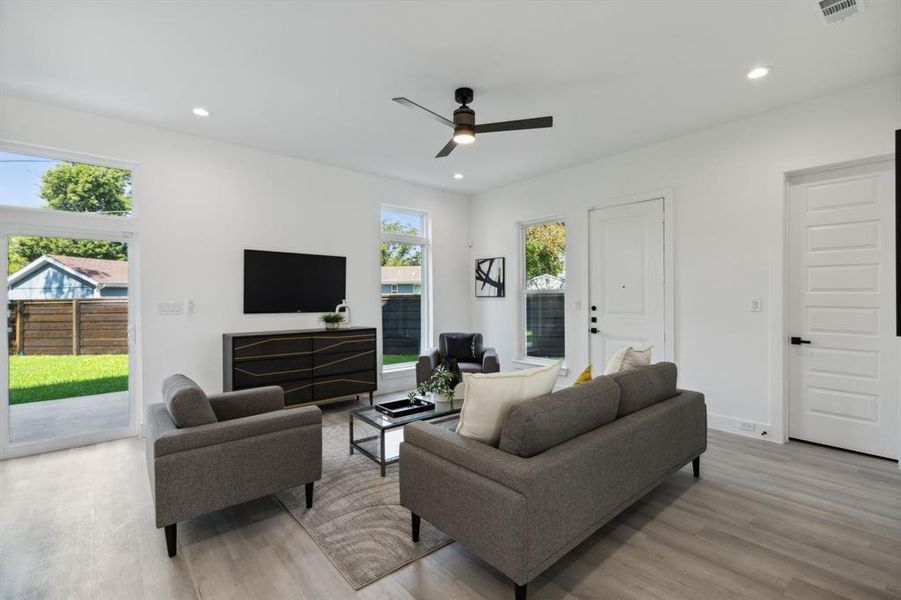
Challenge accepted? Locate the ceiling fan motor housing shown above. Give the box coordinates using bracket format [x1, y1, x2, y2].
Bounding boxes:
[454, 86, 474, 105]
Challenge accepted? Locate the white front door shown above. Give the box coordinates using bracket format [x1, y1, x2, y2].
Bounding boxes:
[788, 160, 898, 459]
[588, 199, 666, 370]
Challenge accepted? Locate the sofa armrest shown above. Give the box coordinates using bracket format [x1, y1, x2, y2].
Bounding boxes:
[208, 386, 284, 421]
[153, 405, 321, 458]
[481, 347, 499, 374]
[403, 421, 532, 492]
[416, 348, 441, 385]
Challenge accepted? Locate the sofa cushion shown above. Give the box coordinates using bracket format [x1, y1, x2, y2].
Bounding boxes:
[609, 362, 677, 418]
[457, 361, 483, 374]
[440, 332, 483, 362]
[162, 374, 218, 428]
[603, 345, 653, 375]
[456, 361, 562, 445]
[498, 375, 620, 457]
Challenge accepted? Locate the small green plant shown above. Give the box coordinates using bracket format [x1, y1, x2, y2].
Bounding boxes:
[319, 312, 346, 324]
[414, 365, 456, 401]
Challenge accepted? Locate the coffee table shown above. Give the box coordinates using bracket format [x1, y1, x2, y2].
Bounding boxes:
[349, 398, 462, 476]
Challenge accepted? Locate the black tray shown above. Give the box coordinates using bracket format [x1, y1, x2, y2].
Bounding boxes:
[375, 398, 435, 418]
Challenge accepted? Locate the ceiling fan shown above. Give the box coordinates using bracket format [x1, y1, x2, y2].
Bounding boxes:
[392, 87, 553, 158]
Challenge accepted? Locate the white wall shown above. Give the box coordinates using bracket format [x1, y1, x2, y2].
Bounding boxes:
[0, 95, 472, 411]
[470, 76, 900, 441]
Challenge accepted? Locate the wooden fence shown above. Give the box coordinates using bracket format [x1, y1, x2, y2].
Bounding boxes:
[381, 294, 421, 355]
[526, 292, 565, 358]
[8, 299, 128, 356]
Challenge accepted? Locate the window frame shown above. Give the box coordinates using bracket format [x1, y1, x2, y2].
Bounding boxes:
[380, 205, 431, 373]
[518, 217, 567, 366]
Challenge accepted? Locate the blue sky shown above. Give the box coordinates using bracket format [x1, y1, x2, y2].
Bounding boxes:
[381, 208, 424, 234]
[0, 151, 62, 209]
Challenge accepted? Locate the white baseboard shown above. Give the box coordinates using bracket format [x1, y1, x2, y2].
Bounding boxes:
[707, 412, 780, 443]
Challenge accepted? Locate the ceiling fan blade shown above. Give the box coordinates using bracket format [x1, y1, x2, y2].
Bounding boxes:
[392, 97, 455, 128]
[435, 139, 457, 158]
[474, 116, 553, 134]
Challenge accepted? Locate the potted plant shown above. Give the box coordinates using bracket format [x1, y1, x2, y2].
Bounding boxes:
[319, 312, 345, 330]
[412, 365, 456, 403]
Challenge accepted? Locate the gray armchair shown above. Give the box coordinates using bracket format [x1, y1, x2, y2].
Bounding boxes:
[146, 374, 322, 557]
[416, 332, 499, 386]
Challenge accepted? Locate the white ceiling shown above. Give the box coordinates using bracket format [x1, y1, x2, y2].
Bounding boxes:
[1, 1, 899, 194]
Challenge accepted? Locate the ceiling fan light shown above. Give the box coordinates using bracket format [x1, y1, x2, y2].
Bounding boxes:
[453, 130, 475, 144]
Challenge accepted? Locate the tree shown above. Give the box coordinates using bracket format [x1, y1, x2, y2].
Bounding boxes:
[525, 221, 566, 279]
[380, 220, 422, 266]
[41, 162, 131, 215]
[7, 163, 131, 273]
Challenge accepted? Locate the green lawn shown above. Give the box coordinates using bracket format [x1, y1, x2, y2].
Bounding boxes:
[9, 354, 129, 405]
[383, 354, 419, 365]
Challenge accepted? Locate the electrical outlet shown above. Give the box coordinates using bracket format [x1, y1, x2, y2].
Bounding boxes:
[157, 301, 184, 315]
[738, 421, 756, 433]
[749, 297, 762, 312]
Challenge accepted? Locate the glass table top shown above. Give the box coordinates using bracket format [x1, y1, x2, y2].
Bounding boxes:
[351, 398, 463, 430]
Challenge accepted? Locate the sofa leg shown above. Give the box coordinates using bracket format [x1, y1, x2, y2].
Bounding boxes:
[412, 512, 421, 543]
[165, 523, 177, 557]
[305, 482, 314, 508]
[692, 456, 700, 478]
[515, 583, 527, 600]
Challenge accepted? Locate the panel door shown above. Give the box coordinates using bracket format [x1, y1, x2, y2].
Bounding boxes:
[788, 160, 898, 459]
[588, 199, 666, 369]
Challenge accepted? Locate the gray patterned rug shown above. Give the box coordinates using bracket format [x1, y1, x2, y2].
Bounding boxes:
[276, 424, 451, 589]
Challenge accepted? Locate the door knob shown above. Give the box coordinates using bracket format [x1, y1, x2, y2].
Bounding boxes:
[790, 336, 811, 345]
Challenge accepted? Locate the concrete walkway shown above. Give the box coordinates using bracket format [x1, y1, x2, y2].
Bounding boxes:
[9, 391, 130, 444]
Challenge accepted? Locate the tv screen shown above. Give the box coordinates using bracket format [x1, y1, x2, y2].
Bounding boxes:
[244, 249, 346, 313]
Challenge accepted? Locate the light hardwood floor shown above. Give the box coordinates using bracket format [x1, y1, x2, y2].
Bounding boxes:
[1, 397, 899, 600]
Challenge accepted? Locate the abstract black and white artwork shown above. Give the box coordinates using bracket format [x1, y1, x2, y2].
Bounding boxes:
[475, 257, 505, 297]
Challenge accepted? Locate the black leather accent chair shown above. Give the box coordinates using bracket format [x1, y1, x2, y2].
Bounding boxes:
[416, 332, 499, 386]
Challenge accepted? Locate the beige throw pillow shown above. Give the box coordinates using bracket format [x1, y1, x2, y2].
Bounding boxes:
[455, 361, 562, 445]
[603, 345, 653, 375]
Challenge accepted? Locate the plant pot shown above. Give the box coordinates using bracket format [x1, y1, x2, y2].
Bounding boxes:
[324, 322, 338, 330]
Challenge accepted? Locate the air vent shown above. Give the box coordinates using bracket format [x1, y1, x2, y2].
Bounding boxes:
[818, 0, 864, 23]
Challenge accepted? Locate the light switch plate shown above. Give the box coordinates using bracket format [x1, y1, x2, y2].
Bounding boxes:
[749, 297, 762, 312]
[157, 301, 184, 315]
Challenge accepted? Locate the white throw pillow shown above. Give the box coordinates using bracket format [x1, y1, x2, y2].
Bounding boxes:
[455, 361, 562, 445]
[603, 345, 653, 375]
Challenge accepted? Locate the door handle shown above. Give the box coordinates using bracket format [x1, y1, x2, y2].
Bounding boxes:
[590, 327, 599, 334]
[790, 336, 811, 345]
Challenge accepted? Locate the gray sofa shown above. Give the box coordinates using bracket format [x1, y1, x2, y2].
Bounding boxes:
[399, 362, 706, 600]
[416, 332, 499, 386]
[146, 374, 322, 557]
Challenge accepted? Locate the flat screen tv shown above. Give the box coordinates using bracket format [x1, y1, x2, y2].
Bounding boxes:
[244, 249, 346, 313]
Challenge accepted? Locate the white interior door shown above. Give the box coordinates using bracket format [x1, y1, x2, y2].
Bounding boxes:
[589, 199, 665, 369]
[788, 160, 898, 459]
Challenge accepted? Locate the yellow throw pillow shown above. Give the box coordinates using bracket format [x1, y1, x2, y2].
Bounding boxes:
[574, 364, 592, 384]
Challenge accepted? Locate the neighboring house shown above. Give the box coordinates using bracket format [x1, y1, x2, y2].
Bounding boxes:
[380, 266, 421, 294]
[8, 255, 128, 300]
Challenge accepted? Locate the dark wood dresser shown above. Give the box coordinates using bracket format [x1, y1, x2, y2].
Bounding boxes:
[223, 327, 377, 406]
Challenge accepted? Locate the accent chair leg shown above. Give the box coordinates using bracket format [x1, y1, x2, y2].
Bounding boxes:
[305, 482, 314, 508]
[165, 523, 177, 557]
[369, 391, 374, 406]
[692, 456, 700, 478]
[515, 583, 527, 600]
[412, 512, 421, 543]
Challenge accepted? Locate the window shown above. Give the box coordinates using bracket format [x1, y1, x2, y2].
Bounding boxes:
[0, 150, 133, 216]
[522, 220, 566, 360]
[381, 207, 429, 368]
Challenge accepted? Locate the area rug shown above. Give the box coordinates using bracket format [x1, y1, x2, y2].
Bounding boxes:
[276, 423, 452, 589]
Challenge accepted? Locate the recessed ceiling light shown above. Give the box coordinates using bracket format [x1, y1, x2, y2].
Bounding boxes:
[192, 107, 211, 117]
[453, 173, 464, 180]
[746, 66, 772, 80]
